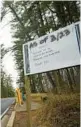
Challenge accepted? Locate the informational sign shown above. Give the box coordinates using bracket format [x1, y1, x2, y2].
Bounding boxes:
[23, 22, 80, 75]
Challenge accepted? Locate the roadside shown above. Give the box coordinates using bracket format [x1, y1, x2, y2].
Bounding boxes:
[2, 93, 79, 127]
[1, 103, 15, 127]
[13, 93, 80, 127]
[13, 101, 41, 127]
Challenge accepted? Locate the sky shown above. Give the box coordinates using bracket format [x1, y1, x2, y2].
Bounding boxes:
[0, 1, 18, 88]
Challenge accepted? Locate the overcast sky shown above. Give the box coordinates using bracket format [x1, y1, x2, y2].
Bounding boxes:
[0, 1, 18, 88]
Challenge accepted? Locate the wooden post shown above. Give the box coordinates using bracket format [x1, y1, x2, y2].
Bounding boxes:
[53, 71, 60, 93]
[25, 76, 32, 127]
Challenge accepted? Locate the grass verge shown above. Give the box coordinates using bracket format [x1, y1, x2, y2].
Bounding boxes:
[34, 93, 80, 127]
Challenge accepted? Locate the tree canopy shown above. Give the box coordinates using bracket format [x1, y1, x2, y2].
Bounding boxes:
[1, 44, 15, 98]
[1, 1, 80, 93]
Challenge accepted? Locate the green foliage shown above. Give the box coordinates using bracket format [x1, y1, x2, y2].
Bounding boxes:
[2, 1, 80, 93]
[1, 44, 15, 98]
[1, 71, 15, 98]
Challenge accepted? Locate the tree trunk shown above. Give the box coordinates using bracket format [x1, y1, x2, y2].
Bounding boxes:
[38, 74, 45, 93]
[66, 68, 74, 91]
[46, 72, 56, 89]
[53, 71, 60, 93]
[30, 76, 37, 93]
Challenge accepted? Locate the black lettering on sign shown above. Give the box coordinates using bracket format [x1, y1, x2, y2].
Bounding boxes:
[57, 29, 70, 41]
[64, 29, 70, 36]
[57, 32, 64, 41]
[59, 32, 65, 39]
[40, 36, 48, 44]
[50, 35, 57, 42]
[57, 33, 59, 41]
[29, 29, 70, 49]
[30, 42, 37, 49]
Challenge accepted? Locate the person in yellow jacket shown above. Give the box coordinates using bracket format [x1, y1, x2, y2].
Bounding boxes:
[15, 88, 23, 105]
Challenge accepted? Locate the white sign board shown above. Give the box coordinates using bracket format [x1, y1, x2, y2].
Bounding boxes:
[23, 22, 80, 75]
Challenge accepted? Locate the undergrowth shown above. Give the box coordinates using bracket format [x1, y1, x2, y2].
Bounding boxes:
[34, 93, 80, 127]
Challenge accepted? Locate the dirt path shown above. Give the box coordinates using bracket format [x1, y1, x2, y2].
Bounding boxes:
[13, 101, 41, 127]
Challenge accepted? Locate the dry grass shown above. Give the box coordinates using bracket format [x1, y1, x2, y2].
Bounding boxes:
[31, 93, 48, 103]
[34, 93, 80, 127]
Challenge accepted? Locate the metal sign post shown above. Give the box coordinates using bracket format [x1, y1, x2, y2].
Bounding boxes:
[25, 76, 32, 127]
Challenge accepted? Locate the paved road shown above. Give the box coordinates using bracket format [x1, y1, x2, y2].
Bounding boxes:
[1, 98, 15, 115]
